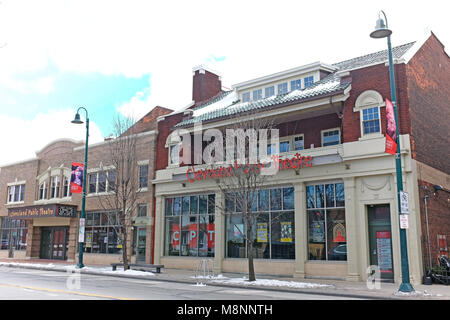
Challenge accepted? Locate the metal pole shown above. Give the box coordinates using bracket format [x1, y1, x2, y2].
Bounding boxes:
[77, 111, 89, 269]
[384, 18, 414, 292]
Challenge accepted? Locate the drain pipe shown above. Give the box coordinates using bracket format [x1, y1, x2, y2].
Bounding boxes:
[424, 195, 432, 270]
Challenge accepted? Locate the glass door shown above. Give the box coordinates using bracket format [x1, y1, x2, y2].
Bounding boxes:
[368, 205, 394, 282]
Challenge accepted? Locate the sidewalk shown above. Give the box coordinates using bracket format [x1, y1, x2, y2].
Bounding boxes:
[0, 259, 448, 300]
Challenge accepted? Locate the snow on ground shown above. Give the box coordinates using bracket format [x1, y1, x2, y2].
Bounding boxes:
[0, 262, 155, 276]
[194, 274, 334, 289]
[394, 290, 443, 297]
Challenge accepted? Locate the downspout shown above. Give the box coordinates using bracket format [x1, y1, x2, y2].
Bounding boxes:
[424, 195, 432, 271]
[152, 196, 156, 264]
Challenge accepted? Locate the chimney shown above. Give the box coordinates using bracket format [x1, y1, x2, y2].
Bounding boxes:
[192, 65, 222, 106]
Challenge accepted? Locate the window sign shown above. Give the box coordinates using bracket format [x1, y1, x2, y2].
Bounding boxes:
[257, 223, 268, 243]
[376, 231, 393, 273]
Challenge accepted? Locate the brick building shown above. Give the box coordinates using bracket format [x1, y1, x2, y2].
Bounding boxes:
[0, 106, 172, 265]
[152, 31, 449, 285]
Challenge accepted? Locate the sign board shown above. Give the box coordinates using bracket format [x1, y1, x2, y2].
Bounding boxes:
[400, 191, 409, 214]
[8, 204, 78, 219]
[376, 231, 393, 274]
[78, 218, 85, 242]
[400, 214, 409, 229]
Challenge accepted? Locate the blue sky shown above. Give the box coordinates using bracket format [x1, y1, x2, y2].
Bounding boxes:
[0, 60, 151, 137]
[0, 0, 448, 166]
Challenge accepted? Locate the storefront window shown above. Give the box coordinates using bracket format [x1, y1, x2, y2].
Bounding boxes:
[307, 182, 346, 261]
[226, 186, 295, 260]
[0, 218, 28, 251]
[164, 193, 215, 257]
[226, 215, 245, 258]
[84, 211, 121, 254]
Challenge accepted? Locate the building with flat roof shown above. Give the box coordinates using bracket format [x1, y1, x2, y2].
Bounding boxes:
[0, 106, 172, 265]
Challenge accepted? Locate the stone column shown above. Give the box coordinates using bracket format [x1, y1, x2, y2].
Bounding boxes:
[294, 182, 307, 279]
[153, 196, 163, 265]
[25, 220, 34, 259]
[214, 191, 225, 275]
[67, 218, 78, 262]
[344, 177, 360, 281]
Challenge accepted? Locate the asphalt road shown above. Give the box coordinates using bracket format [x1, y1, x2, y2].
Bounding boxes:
[0, 266, 362, 300]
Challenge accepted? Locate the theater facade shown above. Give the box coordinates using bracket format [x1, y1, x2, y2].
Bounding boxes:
[152, 32, 449, 285]
[0, 106, 172, 265]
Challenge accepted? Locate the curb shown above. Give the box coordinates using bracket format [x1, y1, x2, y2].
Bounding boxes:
[0, 263, 438, 300]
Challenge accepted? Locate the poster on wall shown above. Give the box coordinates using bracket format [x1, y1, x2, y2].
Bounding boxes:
[376, 231, 393, 273]
[171, 224, 180, 250]
[333, 223, 346, 242]
[86, 232, 92, 248]
[71, 162, 84, 193]
[207, 223, 215, 249]
[257, 223, 268, 243]
[311, 219, 325, 242]
[280, 222, 293, 242]
[188, 224, 198, 248]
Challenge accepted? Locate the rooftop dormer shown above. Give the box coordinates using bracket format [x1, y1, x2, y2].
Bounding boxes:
[232, 62, 337, 103]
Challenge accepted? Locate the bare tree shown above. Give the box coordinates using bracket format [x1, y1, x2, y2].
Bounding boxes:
[97, 115, 142, 270]
[206, 113, 278, 282]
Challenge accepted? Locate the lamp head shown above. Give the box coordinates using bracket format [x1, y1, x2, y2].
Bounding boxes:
[370, 17, 392, 39]
[71, 113, 83, 124]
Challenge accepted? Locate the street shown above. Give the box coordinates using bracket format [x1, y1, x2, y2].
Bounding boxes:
[0, 266, 362, 300]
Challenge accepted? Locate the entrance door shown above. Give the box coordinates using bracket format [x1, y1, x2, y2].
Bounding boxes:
[40, 228, 52, 259]
[136, 227, 147, 263]
[368, 205, 394, 282]
[40, 227, 68, 260]
[52, 228, 67, 260]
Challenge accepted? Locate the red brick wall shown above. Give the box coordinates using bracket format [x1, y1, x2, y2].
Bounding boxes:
[155, 113, 184, 170]
[123, 106, 172, 136]
[193, 70, 222, 106]
[342, 62, 411, 143]
[278, 113, 341, 148]
[406, 34, 450, 174]
[418, 180, 450, 269]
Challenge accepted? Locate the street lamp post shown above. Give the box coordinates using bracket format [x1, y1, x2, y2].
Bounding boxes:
[370, 11, 415, 293]
[71, 107, 89, 269]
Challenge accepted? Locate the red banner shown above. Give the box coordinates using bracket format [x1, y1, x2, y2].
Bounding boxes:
[385, 99, 397, 155]
[70, 162, 84, 193]
[171, 224, 180, 249]
[207, 223, 215, 249]
[189, 224, 198, 248]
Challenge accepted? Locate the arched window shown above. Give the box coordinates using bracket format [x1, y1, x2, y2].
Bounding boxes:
[354, 90, 385, 139]
[39, 181, 47, 200]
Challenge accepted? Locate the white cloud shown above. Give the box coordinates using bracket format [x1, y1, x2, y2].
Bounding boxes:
[0, 109, 104, 166]
[32, 76, 54, 95]
[0, 0, 449, 115]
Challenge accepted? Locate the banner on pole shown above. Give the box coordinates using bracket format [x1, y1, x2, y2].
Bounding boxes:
[385, 99, 397, 155]
[71, 162, 84, 193]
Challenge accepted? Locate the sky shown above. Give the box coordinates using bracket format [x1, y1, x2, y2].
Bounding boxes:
[0, 0, 448, 166]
